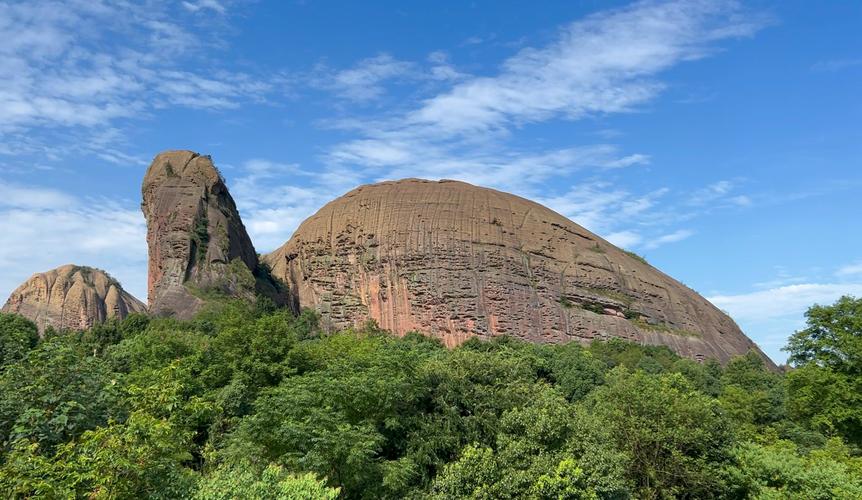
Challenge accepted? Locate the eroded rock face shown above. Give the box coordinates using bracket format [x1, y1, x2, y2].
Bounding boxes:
[266, 178, 773, 366]
[2, 265, 146, 334]
[142, 150, 284, 318]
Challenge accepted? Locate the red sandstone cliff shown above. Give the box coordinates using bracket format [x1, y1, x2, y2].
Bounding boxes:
[265, 178, 773, 366]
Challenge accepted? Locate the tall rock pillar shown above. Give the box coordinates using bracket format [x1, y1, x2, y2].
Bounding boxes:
[142, 150, 283, 318]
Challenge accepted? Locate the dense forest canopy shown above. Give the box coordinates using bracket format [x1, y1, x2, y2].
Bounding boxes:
[0, 297, 860, 499]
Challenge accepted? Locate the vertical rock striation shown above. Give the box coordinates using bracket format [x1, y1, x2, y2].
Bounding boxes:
[142, 150, 285, 318]
[265, 178, 773, 367]
[2, 265, 146, 334]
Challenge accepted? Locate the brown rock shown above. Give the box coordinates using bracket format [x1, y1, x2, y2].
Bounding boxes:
[265, 178, 773, 367]
[2, 265, 146, 334]
[142, 150, 286, 318]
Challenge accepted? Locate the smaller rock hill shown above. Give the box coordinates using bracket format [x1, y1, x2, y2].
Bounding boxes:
[1, 265, 146, 334]
[266, 178, 774, 368]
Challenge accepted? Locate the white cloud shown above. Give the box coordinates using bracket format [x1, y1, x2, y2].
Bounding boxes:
[313, 54, 416, 102]
[304, 0, 765, 251]
[709, 283, 862, 325]
[312, 51, 466, 103]
[229, 160, 362, 251]
[182, 0, 227, 14]
[404, 0, 764, 136]
[708, 282, 862, 363]
[0, 182, 77, 209]
[604, 230, 643, 248]
[753, 270, 808, 290]
[644, 229, 694, 249]
[729, 195, 752, 207]
[686, 179, 753, 208]
[537, 182, 669, 234]
[0, 0, 279, 159]
[0, 183, 147, 302]
[837, 261, 862, 277]
[319, 0, 765, 173]
[603, 153, 651, 169]
[426, 51, 467, 81]
[363, 145, 653, 193]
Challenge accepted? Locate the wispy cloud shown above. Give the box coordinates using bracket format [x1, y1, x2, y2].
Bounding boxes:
[0, 181, 147, 301]
[536, 182, 670, 236]
[708, 282, 862, 363]
[708, 259, 862, 362]
[0, 1, 281, 161]
[753, 267, 809, 289]
[404, 0, 765, 137]
[311, 52, 465, 103]
[230, 159, 363, 251]
[644, 229, 695, 249]
[605, 230, 643, 248]
[811, 58, 862, 72]
[181, 0, 227, 14]
[297, 0, 767, 252]
[312, 54, 416, 102]
[836, 261, 862, 277]
[324, 0, 766, 158]
[709, 283, 862, 327]
[0, 182, 77, 209]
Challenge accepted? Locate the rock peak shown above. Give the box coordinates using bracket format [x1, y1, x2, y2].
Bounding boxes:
[2, 265, 146, 334]
[142, 150, 286, 318]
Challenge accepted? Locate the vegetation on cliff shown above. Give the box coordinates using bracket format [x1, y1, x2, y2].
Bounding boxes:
[0, 296, 859, 499]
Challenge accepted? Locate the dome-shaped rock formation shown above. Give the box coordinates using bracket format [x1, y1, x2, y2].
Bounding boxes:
[142, 150, 286, 318]
[2, 265, 146, 334]
[266, 178, 772, 366]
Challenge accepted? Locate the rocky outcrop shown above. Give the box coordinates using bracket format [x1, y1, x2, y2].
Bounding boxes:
[142, 150, 285, 319]
[2, 265, 146, 334]
[266, 178, 773, 366]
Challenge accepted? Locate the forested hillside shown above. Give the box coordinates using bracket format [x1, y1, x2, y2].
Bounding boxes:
[0, 297, 860, 499]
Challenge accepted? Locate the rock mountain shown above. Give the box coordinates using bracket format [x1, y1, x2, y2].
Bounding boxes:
[3, 151, 771, 366]
[266, 178, 771, 365]
[1, 265, 146, 334]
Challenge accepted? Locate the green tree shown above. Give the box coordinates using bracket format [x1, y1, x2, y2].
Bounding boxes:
[579, 367, 733, 499]
[0, 313, 39, 370]
[723, 438, 862, 499]
[226, 331, 431, 498]
[719, 352, 786, 439]
[785, 295, 862, 372]
[0, 413, 196, 499]
[0, 337, 119, 451]
[784, 296, 862, 445]
[532, 459, 599, 500]
[196, 463, 339, 500]
[544, 342, 606, 401]
[432, 386, 628, 499]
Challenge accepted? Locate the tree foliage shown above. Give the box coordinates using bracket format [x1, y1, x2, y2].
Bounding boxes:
[783, 296, 862, 447]
[0, 297, 858, 498]
[0, 313, 39, 369]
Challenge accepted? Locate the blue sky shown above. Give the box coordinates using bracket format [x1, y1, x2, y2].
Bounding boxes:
[1, 0, 860, 363]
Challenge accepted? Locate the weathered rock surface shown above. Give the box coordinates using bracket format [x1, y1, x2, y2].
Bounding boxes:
[266, 178, 773, 366]
[2, 265, 146, 334]
[142, 150, 285, 319]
